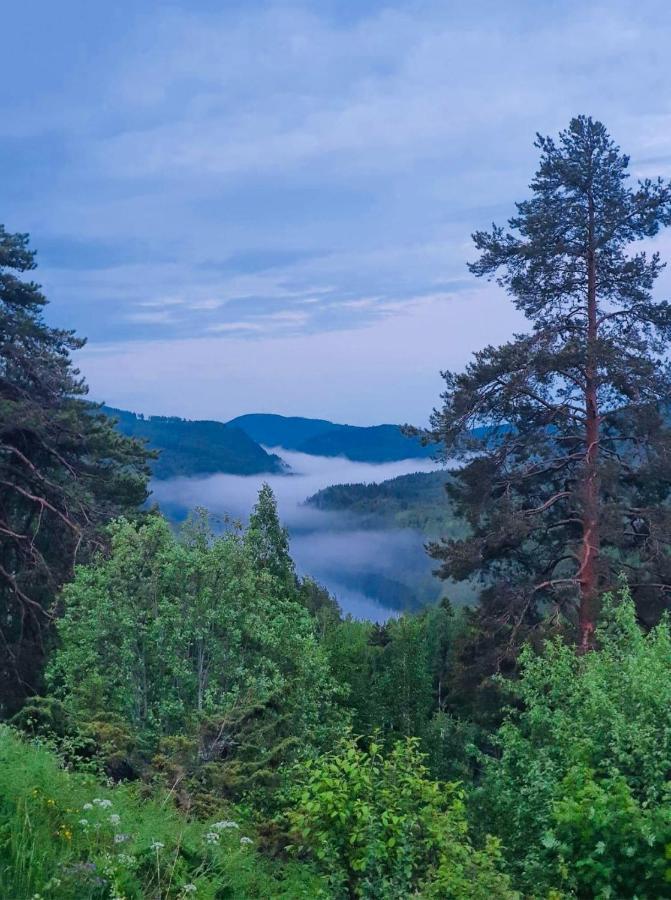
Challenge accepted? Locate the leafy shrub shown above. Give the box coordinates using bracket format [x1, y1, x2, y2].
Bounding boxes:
[548, 766, 671, 896]
[287, 735, 513, 899]
[479, 586, 671, 896]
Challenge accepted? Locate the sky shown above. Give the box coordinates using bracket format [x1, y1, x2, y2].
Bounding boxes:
[3, 0, 671, 424]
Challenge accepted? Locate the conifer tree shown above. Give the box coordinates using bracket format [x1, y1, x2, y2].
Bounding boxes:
[425, 117, 671, 653]
[0, 225, 150, 712]
[245, 483, 295, 586]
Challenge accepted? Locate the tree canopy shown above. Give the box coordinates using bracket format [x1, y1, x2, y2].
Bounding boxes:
[0, 226, 150, 713]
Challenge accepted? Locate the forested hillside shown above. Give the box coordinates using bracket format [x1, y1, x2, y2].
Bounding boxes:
[307, 470, 464, 536]
[104, 407, 286, 478]
[5, 117, 671, 898]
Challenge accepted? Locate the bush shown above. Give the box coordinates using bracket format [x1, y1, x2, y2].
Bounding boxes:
[287, 735, 513, 899]
[479, 586, 671, 896]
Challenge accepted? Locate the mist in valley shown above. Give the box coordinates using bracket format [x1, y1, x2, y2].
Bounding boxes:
[151, 449, 442, 620]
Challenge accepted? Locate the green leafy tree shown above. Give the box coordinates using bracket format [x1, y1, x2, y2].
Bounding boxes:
[48, 511, 342, 797]
[288, 735, 514, 899]
[324, 617, 432, 744]
[0, 226, 150, 714]
[423, 117, 671, 653]
[373, 616, 433, 740]
[479, 586, 671, 895]
[296, 576, 342, 637]
[323, 610, 482, 784]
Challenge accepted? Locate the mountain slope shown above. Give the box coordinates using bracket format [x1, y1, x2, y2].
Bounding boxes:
[229, 413, 434, 462]
[103, 407, 286, 479]
[299, 423, 434, 462]
[227, 413, 340, 450]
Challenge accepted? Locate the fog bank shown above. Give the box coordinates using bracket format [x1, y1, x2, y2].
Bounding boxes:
[151, 449, 441, 620]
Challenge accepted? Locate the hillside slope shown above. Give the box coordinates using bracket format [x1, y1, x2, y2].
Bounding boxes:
[104, 407, 286, 479]
[227, 413, 340, 449]
[307, 470, 464, 538]
[300, 423, 434, 462]
[307, 470, 476, 607]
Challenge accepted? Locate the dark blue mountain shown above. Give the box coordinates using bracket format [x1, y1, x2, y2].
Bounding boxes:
[226, 413, 341, 450]
[228, 413, 434, 462]
[103, 407, 285, 479]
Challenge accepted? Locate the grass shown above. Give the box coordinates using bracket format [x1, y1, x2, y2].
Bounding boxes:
[0, 726, 324, 899]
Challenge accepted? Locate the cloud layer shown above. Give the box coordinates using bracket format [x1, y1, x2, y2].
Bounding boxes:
[151, 448, 442, 619]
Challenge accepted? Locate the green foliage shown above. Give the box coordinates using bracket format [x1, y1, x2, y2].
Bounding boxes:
[550, 767, 671, 897]
[296, 577, 342, 637]
[104, 406, 285, 479]
[323, 605, 481, 783]
[0, 725, 323, 899]
[0, 227, 150, 714]
[287, 735, 513, 899]
[480, 586, 671, 895]
[48, 505, 342, 800]
[245, 482, 295, 586]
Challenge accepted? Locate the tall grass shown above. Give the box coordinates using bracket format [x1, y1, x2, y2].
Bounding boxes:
[0, 726, 323, 899]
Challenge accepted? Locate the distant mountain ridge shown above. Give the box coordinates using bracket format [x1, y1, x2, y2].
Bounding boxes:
[227, 414, 341, 450]
[102, 408, 437, 478]
[103, 407, 285, 479]
[227, 413, 434, 462]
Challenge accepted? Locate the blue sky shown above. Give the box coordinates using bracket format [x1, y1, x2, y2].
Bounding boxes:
[3, 0, 671, 424]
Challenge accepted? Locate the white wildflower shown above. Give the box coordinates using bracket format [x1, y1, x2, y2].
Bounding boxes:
[182, 886, 197, 895]
[114, 833, 130, 844]
[204, 831, 220, 844]
[109, 813, 121, 826]
[82, 803, 93, 811]
[240, 836, 253, 846]
[212, 820, 238, 830]
[150, 840, 165, 852]
[93, 798, 113, 809]
[78, 819, 89, 827]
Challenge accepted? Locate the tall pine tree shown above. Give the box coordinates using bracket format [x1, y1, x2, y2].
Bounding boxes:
[0, 225, 150, 713]
[425, 117, 671, 654]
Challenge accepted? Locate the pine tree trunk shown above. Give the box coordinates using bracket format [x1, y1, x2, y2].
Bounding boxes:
[579, 191, 600, 651]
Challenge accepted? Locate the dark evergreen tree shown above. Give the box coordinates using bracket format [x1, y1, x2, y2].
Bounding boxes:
[0, 225, 150, 713]
[424, 117, 671, 654]
[245, 483, 295, 586]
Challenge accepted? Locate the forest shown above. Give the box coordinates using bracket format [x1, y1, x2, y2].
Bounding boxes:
[3, 117, 671, 898]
